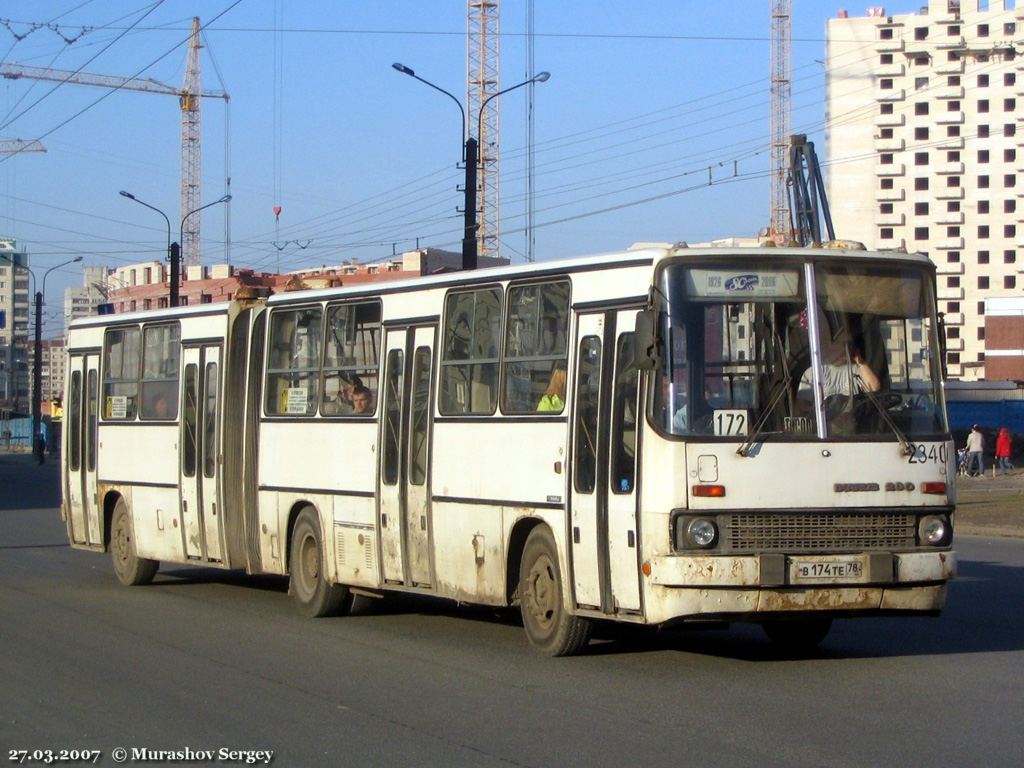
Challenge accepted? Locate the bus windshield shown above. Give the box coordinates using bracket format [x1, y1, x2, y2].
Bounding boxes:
[652, 258, 947, 441]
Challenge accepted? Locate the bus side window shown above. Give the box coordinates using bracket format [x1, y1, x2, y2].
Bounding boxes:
[182, 363, 198, 477]
[409, 346, 431, 485]
[140, 323, 180, 420]
[68, 371, 82, 471]
[574, 336, 601, 494]
[611, 333, 638, 494]
[440, 287, 502, 416]
[102, 326, 141, 420]
[501, 279, 570, 414]
[322, 301, 381, 417]
[265, 307, 322, 416]
[382, 349, 404, 485]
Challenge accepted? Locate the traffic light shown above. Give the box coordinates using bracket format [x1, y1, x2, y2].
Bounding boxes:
[51, 398, 63, 420]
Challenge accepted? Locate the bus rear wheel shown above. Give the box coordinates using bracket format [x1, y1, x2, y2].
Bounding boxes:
[110, 498, 158, 586]
[761, 617, 833, 653]
[289, 508, 348, 618]
[519, 526, 592, 657]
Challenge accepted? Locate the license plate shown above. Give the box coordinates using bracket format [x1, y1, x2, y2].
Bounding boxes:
[791, 559, 864, 582]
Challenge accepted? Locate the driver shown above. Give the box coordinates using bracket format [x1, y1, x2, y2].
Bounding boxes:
[797, 335, 880, 401]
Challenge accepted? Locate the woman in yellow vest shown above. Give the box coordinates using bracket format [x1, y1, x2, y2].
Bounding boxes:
[537, 367, 566, 412]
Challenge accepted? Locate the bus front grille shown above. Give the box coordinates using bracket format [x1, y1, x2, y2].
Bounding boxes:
[724, 512, 917, 552]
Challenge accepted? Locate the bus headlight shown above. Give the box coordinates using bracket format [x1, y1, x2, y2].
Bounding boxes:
[672, 514, 721, 550]
[917, 514, 951, 547]
[685, 517, 718, 549]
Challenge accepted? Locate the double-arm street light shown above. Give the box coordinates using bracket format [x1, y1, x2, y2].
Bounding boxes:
[120, 191, 231, 307]
[0, 251, 83, 462]
[392, 63, 550, 270]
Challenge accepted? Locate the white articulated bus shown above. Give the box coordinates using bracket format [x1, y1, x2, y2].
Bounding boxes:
[62, 243, 956, 655]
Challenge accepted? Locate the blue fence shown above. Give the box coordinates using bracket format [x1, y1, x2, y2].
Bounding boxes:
[947, 401, 1024, 435]
[0, 416, 33, 448]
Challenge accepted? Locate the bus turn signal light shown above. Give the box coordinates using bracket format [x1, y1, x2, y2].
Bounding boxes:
[921, 482, 946, 495]
[691, 484, 725, 498]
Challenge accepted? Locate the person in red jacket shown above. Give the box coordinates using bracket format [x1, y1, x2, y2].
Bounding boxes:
[995, 427, 1013, 476]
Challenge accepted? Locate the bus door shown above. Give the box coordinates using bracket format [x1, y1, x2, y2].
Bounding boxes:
[65, 353, 102, 547]
[179, 344, 224, 561]
[570, 309, 642, 614]
[378, 325, 436, 587]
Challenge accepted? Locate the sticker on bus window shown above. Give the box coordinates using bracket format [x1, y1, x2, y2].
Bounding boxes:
[284, 387, 309, 415]
[107, 395, 128, 419]
[712, 409, 748, 436]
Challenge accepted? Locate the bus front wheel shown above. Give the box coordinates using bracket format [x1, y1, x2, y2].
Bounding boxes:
[289, 508, 348, 618]
[110, 498, 158, 586]
[519, 526, 592, 657]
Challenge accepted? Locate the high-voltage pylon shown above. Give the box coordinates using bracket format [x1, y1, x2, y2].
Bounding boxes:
[468, 0, 500, 260]
[769, 0, 792, 242]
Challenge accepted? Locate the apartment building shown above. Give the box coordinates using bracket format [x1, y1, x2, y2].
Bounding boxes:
[826, 0, 1023, 380]
[0, 238, 30, 413]
[64, 265, 113, 331]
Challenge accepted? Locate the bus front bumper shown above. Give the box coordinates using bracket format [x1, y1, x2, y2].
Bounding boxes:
[642, 550, 955, 622]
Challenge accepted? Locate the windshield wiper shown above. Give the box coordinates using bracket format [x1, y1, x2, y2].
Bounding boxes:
[855, 389, 915, 457]
[737, 337, 792, 458]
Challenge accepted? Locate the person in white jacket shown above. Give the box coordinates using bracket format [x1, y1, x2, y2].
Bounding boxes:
[965, 425, 985, 477]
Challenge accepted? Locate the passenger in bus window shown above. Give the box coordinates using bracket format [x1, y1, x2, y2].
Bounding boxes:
[536, 367, 566, 412]
[325, 374, 363, 414]
[142, 385, 174, 420]
[351, 385, 373, 415]
[152, 392, 170, 419]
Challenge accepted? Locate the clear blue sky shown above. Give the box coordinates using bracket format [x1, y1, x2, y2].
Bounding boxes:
[0, 1, 918, 335]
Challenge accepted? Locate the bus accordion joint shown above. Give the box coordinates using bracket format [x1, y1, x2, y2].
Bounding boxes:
[691, 484, 726, 498]
[921, 481, 947, 495]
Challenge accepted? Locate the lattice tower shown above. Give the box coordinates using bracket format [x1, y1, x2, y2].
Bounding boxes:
[468, 0, 500, 259]
[770, 0, 792, 242]
[181, 17, 203, 266]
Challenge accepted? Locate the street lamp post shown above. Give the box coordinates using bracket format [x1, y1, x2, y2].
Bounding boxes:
[179, 195, 232, 304]
[0, 251, 83, 462]
[36, 257, 82, 461]
[121, 191, 230, 307]
[392, 63, 550, 271]
[119, 191, 173, 304]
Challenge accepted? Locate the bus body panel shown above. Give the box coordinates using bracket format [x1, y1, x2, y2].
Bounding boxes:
[258, 421, 377, 495]
[331, 499, 380, 588]
[429, 500, 507, 604]
[682, 440, 956, 511]
[430, 421, 567, 506]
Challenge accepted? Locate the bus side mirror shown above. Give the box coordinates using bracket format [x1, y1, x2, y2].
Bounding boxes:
[634, 310, 660, 370]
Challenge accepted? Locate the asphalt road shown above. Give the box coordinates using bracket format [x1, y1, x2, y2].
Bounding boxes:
[2, 454, 1023, 768]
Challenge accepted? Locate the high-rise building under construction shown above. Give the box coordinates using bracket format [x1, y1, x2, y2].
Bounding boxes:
[826, 0, 1022, 380]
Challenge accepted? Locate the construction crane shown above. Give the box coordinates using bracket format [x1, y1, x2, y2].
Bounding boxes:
[0, 139, 46, 153]
[468, 0, 500, 260]
[0, 18, 229, 266]
[769, 0, 792, 242]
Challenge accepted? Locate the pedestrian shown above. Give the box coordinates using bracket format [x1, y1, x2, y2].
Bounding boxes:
[995, 427, 1012, 476]
[965, 424, 985, 477]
